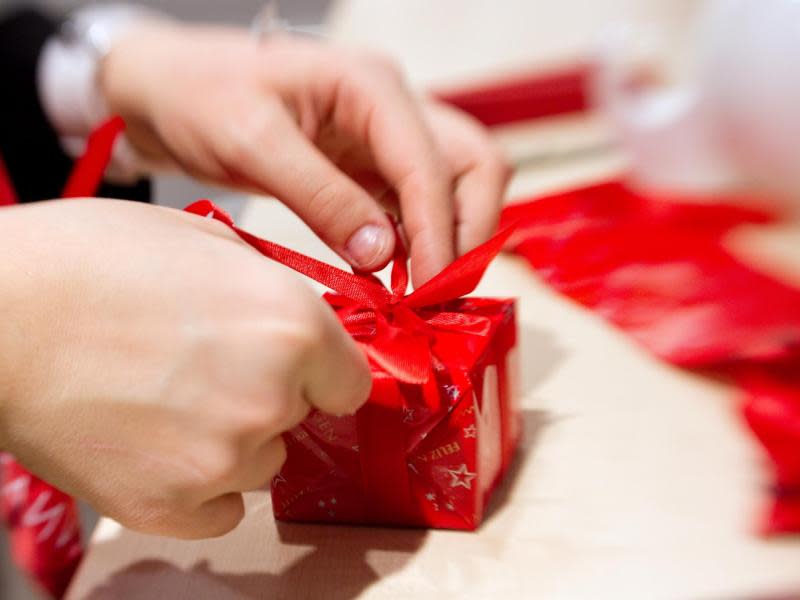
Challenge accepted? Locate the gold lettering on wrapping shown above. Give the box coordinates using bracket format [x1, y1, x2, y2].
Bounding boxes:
[416, 441, 461, 463]
[279, 487, 309, 512]
[315, 417, 337, 443]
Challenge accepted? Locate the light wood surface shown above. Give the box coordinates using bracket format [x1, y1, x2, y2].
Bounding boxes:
[67, 2, 800, 597]
[66, 164, 800, 598]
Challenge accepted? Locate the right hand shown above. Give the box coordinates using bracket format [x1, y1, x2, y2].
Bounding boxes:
[0, 199, 371, 539]
[102, 25, 511, 286]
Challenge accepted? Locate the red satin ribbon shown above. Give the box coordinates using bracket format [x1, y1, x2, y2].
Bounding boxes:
[186, 200, 514, 390]
[62, 116, 125, 198]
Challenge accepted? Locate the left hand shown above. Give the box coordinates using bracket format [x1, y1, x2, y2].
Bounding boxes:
[100, 22, 511, 286]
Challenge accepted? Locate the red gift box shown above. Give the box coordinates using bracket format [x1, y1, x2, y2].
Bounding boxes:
[185, 200, 520, 530]
[273, 297, 518, 529]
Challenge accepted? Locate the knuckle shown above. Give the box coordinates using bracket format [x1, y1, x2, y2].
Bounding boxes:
[325, 341, 372, 414]
[225, 393, 308, 440]
[306, 178, 353, 233]
[345, 51, 405, 90]
[114, 497, 174, 533]
[218, 102, 284, 166]
[363, 51, 404, 80]
[347, 361, 373, 411]
[294, 292, 333, 345]
[213, 499, 246, 536]
[201, 447, 241, 485]
[265, 438, 288, 478]
[260, 292, 330, 371]
[396, 165, 441, 201]
[490, 148, 514, 183]
[261, 394, 303, 432]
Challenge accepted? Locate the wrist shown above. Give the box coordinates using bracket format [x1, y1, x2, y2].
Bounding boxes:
[38, 5, 170, 180]
[99, 20, 187, 170]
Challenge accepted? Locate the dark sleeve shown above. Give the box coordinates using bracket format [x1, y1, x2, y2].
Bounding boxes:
[0, 8, 150, 203]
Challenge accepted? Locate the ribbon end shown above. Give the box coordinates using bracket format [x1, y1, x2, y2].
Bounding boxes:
[185, 199, 235, 227]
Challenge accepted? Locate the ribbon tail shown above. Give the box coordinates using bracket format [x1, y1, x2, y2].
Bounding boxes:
[62, 116, 126, 199]
[404, 224, 516, 308]
[185, 200, 391, 307]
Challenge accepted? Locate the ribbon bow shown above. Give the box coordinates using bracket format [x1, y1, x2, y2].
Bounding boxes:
[186, 200, 514, 385]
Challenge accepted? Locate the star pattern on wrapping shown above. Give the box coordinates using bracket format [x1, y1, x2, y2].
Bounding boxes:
[317, 497, 338, 517]
[446, 464, 477, 489]
[402, 407, 416, 423]
[463, 424, 477, 438]
[425, 492, 436, 501]
[272, 474, 287, 486]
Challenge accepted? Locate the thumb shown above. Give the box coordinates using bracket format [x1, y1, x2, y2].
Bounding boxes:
[224, 101, 395, 271]
[300, 298, 373, 416]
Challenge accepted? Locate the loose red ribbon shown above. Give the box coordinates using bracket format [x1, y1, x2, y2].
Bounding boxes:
[186, 200, 514, 389]
[62, 117, 126, 198]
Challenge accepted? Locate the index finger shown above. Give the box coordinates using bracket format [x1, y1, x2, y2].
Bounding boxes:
[331, 58, 455, 286]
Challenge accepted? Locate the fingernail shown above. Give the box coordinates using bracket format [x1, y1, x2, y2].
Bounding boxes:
[345, 225, 392, 269]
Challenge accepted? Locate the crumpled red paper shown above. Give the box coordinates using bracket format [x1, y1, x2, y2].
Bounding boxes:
[739, 363, 800, 534]
[502, 180, 800, 535]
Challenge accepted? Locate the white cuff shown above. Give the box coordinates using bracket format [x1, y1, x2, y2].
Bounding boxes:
[36, 5, 162, 183]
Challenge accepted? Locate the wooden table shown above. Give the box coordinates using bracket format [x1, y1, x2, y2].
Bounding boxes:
[66, 153, 800, 598]
[67, 1, 800, 597]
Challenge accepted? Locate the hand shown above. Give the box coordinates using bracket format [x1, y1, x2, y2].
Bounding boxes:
[0, 200, 370, 539]
[101, 23, 511, 286]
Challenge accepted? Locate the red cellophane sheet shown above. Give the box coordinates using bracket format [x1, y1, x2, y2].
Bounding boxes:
[501, 180, 800, 535]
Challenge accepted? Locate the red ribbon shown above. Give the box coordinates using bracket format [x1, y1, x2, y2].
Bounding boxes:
[61, 116, 126, 199]
[186, 200, 514, 391]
